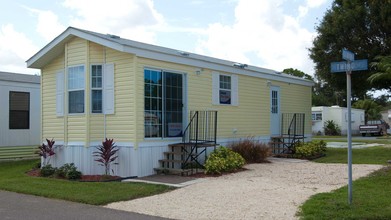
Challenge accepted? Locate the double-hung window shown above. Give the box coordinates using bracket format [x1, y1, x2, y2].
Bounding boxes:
[212, 72, 238, 106]
[68, 65, 85, 114]
[9, 91, 30, 129]
[219, 75, 231, 104]
[91, 65, 103, 113]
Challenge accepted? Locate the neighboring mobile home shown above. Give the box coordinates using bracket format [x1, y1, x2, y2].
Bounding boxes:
[27, 27, 313, 177]
[0, 71, 40, 146]
[312, 106, 365, 135]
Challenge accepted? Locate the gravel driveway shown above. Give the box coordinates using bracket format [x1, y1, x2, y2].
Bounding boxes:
[106, 158, 383, 220]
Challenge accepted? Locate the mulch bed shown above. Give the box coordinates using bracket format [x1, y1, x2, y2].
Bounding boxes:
[25, 168, 121, 182]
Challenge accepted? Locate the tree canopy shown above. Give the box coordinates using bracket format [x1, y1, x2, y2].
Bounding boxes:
[282, 68, 313, 80]
[310, 0, 391, 100]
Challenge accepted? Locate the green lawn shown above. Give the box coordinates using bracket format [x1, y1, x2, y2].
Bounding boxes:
[314, 146, 391, 164]
[298, 166, 391, 220]
[299, 146, 391, 219]
[0, 159, 172, 205]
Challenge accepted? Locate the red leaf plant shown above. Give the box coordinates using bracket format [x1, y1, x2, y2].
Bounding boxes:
[93, 138, 119, 175]
[37, 139, 57, 166]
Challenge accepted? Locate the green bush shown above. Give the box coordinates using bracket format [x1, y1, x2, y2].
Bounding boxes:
[324, 120, 341, 136]
[40, 164, 56, 177]
[56, 163, 82, 180]
[230, 137, 271, 163]
[205, 147, 245, 174]
[294, 140, 327, 159]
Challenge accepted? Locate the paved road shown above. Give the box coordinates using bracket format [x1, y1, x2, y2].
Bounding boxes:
[0, 190, 171, 220]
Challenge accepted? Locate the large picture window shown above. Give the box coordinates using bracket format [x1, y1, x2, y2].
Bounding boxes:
[68, 65, 85, 114]
[9, 91, 30, 129]
[144, 69, 183, 138]
[91, 65, 103, 113]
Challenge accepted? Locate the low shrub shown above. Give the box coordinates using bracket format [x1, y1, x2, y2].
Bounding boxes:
[56, 163, 82, 180]
[40, 164, 56, 177]
[294, 140, 327, 159]
[205, 147, 245, 174]
[230, 137, 271, 163]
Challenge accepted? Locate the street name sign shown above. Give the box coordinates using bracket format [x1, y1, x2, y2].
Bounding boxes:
[342, 49, 355, 62]
[330, 59, 368, 73]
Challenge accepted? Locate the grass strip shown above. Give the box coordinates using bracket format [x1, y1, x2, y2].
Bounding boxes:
[299, 166, 391, 220]
[314, 146, 391, 165]
[0, 159, 172, 205]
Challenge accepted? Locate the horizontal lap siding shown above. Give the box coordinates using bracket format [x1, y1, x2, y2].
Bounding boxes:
[136, 58, 272, 141]
[42, 55, 65, 141]
[277, 82, 312, 134]
[66, 38, 87, 141]
[213, 75, 269, 138]
[104, 48, 135, 142]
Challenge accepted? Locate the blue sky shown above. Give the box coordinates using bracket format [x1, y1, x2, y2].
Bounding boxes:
[0, 0, 332, 75]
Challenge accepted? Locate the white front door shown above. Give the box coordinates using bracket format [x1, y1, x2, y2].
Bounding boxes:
[270, 86, 280, 136]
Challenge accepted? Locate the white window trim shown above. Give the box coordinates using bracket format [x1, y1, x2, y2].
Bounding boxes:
[90, 64, 103, 114]
[67, 65, 85, 115]
[212, 72, 238, 106]
[143, 67, 186, 139]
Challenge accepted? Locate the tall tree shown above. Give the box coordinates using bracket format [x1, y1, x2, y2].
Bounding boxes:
[369, 55, 391, 88]
[310, 0, 391, 99]
[352, 99, 382, 121]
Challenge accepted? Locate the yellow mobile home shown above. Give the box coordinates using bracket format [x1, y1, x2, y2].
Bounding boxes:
[27, 27, 313, 177]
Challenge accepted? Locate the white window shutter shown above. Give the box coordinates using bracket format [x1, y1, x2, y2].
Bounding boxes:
[103, 63, 115, 115]
[56, 71, 64, 116]
[212, 72, 219, 105]
[231, 74, 239, 106]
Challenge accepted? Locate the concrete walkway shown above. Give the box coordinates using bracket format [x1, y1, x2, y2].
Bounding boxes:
[0, 190, 171, 220]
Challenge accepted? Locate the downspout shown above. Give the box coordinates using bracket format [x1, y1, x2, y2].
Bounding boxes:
[104, 47, 107, 139]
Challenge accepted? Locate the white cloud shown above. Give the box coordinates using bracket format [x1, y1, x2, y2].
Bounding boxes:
[195, 0, 317, 75]
[24, 7, 66, 42]
[0, 24, 39, 74]
[62, 0, 165, 43]
[299, 0, 329, 18]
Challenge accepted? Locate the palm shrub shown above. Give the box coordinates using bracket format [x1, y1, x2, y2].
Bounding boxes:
[93, 138, 119, 175]
[294, 140, 327, 159]
[230, 137, 271, 163]
[37, 138, 57, 166]
[205, 147, 245, 174]
[324, 120, 341, 136]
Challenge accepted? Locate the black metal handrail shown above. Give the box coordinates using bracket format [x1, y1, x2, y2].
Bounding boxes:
[273, 113, 305, 154]
[181, 110, 218, 172]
